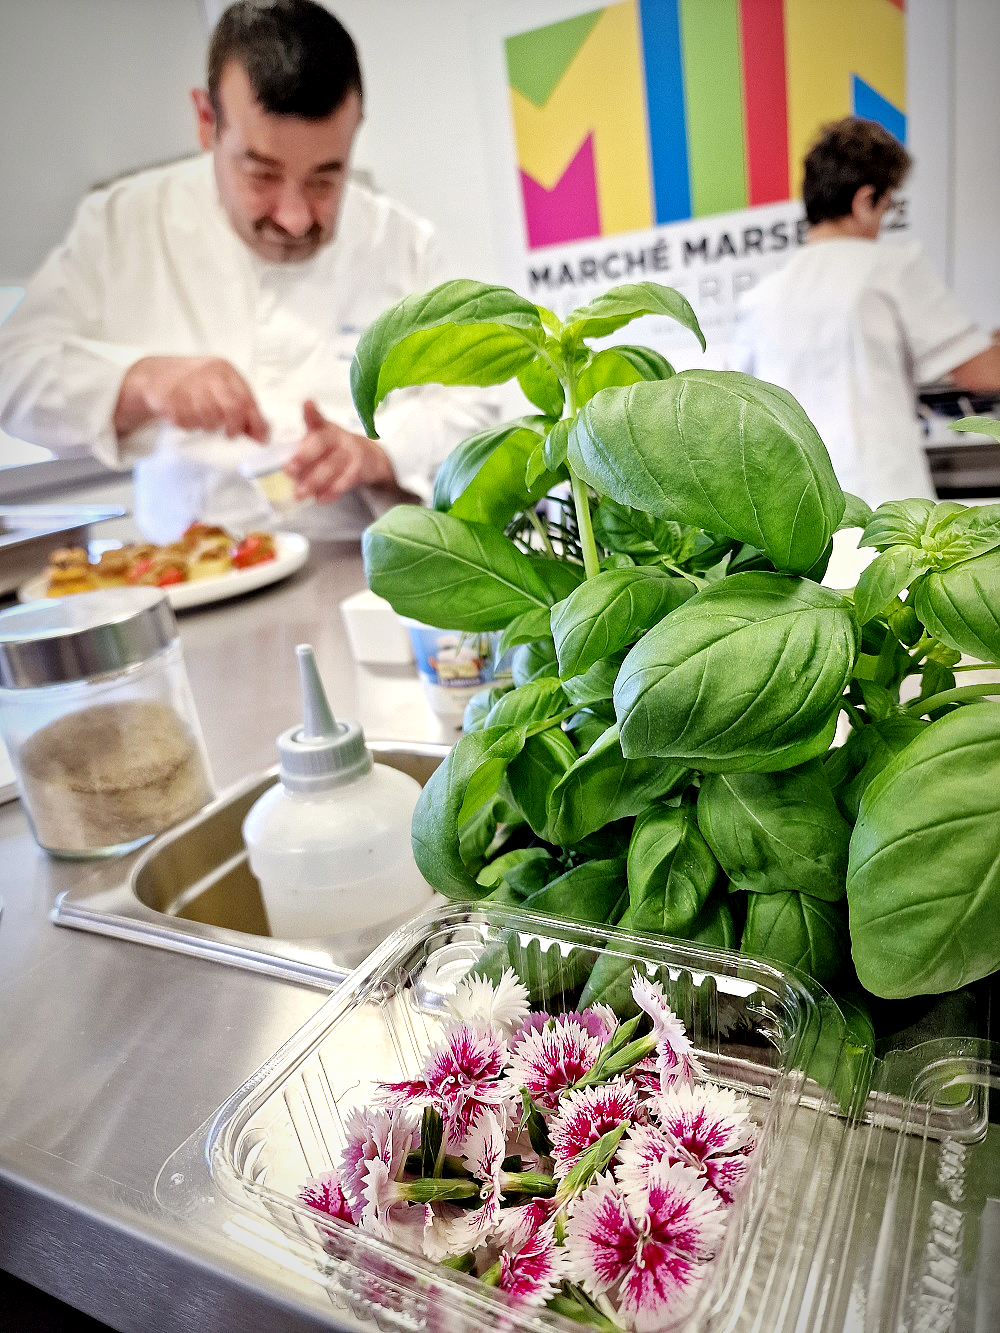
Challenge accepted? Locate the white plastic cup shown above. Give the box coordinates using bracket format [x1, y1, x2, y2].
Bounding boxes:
[401, 620, 511, 722]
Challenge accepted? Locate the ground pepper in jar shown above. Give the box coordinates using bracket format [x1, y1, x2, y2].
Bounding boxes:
[0, 587, 213, 858]
[19, 698, 211, 852]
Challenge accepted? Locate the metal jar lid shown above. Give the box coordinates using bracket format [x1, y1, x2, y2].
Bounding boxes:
[0, 588, 178, 688]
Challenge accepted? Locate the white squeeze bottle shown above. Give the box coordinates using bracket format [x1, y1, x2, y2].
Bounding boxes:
[242, 643, 433, 965]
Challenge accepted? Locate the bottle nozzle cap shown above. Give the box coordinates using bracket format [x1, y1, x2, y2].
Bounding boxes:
[276, 643, 372, 791]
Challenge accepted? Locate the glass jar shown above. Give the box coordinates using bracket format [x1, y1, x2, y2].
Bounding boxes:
[0, 588, 213, 858]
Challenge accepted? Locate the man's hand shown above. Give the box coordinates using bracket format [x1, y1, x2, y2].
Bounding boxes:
[114, 355, 269, 441]
[284, 399, 396, 503]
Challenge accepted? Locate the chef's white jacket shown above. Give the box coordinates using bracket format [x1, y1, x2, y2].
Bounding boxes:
[0, 154, 496, 541]
[730, 238, 991, 509]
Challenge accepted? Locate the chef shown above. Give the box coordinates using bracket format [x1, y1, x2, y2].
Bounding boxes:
[0, 0, 495, 542]
[732, 117, 1000, 509]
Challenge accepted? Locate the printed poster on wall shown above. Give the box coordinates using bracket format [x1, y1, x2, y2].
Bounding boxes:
[478, 0, 908, 363]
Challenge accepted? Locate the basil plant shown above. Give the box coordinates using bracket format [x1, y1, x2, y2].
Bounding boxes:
[351, 278, 1000, 1017]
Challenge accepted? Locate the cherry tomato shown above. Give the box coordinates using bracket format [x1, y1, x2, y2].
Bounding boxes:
[232, 533, 276, 569]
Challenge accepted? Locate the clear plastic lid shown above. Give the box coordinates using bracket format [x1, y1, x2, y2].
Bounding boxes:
[154, 904, 1000, 1333]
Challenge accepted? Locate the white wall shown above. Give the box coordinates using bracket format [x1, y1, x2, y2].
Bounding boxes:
[0, 0, 206, 285]
[2, 0, 998, 326]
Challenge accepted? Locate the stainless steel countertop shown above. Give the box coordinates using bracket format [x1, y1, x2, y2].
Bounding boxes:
[0, 512, 458, 1331]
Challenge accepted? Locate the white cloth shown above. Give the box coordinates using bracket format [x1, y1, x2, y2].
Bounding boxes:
[730, 238, 991, 508]
[0, 154, 495, 541]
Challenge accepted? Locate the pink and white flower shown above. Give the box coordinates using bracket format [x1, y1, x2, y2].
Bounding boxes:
[647, 1083, 755, 1205]
[506, 1015, 605, 1111]
[447, 967, 531, 1033]
[511, 1006, 614, 1052]
[339, 1106, 416, 1223]
[564, 1159, 727, 1331]
[299, 1168, 355, 1226]
[442, 1107, 507, 1252]
[631, 972, 706, 1088]
[493, 1196, 557, 1252]
[548, 1078, 640, 1174]
[376, 1019, 511, 1149]
[496, 1226, 569, 1307]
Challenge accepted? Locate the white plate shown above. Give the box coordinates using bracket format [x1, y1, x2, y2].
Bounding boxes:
[18, 532, 310, 612]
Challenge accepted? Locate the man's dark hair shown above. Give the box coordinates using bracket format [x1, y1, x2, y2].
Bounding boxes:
[208, 0, 362, 121]
[802, 116, 911, 225]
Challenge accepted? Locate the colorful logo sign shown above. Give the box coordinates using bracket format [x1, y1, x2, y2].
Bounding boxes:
[505, 0, 906, 249]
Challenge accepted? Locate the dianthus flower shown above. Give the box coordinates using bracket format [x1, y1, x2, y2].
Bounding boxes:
[631, 973, 706, 1088]
[506, 1015, 604, 1111]
[646, 1083, 755, 1205]
[496, 1226, 569, 1307]
[447, 967, 531, 1033]
[564, 1159, 726, 1332]
[548, 1078, 640, 1174]
[375, 1018, 511, 1150]
[339, 1106, 416, 1223]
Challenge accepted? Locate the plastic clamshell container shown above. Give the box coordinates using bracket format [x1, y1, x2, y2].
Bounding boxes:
[153, 903, 1000, 1333]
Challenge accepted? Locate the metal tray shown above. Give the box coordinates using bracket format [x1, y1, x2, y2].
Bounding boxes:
[51, 739, 449, 989]
[0, 503, 127, 595]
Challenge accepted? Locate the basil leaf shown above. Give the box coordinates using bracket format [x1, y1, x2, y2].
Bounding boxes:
[913, 549, 1000, 662]
[529, 556, 588, 605]
[627, 805, 718, 932]
[949, 415, 1000, 443]
[550, 568, 694, 677]
[859, 499, 938, 552]
[512, 638, 559, 686]
[565, 708, 614, 753]
[826, 715, 926, 822]
[697, 762, 850, 902]
[547, 723, 688, 845]
[363, 508, 551, 630]
[462, 685, 511, 734]
[432, 418, 558, 527]
[852, 545, 932, 625]
[925, 502, 1000, 564]
[351, 280, 545, 436]
[561, 282, 705, 349]
[412, 726, 528, 898]
[517, 352, 565, 418]
[848, 703, 1000, 998]
[741, 890, 848, 987]
[521, 856, 628, 927]
[484, 678, 568, 730]
[506, 728, 578, 840]
[686, 896, 736, 949]
[568, 371, 844, 574]
[839, 493, 874, 530]
[576, 346, 674, 405]
[615, 573, 858, 772]
[542, 418, 572, 471]
[591, 498, 690, 560]
[563, 648, 630, 707]
[476, 847, 558, 898]
[497, 606, 554, 654]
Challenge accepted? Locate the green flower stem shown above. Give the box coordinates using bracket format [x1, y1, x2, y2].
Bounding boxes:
[562, 376, 601, 581]
[840, 698, 866, 730]
[441, 1252, 477, 1274]
[907, 683, 1000, 716]
[500, 1170, 557, 1197]
[526, 505, 557, 559]
[569, 471, 601, 580]
[953, 661, 1000, 672]
[572, 1032, 658, 1088]
[404, 1177, 480, 1203]
[479, 1259, 502, 1287]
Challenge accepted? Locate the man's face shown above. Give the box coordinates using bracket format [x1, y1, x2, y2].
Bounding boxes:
[193, 62, 362, 263]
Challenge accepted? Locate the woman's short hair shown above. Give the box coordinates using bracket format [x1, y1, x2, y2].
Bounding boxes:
[802, 117, 911, 225]
[208, 0, 362, 122]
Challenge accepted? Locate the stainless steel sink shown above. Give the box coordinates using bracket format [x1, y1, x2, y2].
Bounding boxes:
[51, 740, 449, 988]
